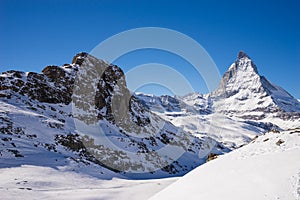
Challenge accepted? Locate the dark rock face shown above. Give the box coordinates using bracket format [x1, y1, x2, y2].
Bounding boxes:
[0, 71, 26, 94]
[72, 52, 88, 65]
[42, 65, 66, 80]
[71, 53, 151, 128]
[0, 53, 151, 128]
[24, 72, 72, 104]
[206, 153, 218, 162]
[0, 67, 75, 104]
[237, 51, 250, 59]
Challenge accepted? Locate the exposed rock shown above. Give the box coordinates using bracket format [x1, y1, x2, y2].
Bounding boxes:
[206, 153, 218, 162]
[0, 66, 75, 104]
[276, 139, 285, 146]
[237, 51, 250, 59]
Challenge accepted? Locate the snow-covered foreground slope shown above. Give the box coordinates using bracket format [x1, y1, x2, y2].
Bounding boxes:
[0, 165, 177, 200]
[150, 129, 300, 200]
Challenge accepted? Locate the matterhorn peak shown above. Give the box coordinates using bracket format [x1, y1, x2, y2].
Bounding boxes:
[212, 51, 300, 114]
[235, 51, 258, 72]
[237, 51, 251, 60]
[211, 51, 260, 99]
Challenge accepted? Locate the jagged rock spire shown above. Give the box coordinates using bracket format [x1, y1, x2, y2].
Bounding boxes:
[212, 51, 300, 114]
[237, 51, 250, 59]
[212, 51, 260, 98]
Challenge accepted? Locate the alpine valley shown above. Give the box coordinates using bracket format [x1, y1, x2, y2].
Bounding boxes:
[1, 51, 300, 200]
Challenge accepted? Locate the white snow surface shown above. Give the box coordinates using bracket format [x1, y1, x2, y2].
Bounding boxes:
[150, 129, 300, 200]
[0, 165, 177, 200]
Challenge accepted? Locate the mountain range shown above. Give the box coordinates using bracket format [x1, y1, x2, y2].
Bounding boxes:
[1, 51, 300, 199]
[137, 51, 300, 149]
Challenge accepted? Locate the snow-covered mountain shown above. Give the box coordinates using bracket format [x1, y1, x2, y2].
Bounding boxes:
[137, 51, 300, 149]
[1, 51, 300, 199]
[212, 51, 300, 120]
[0, 53, 212, 179]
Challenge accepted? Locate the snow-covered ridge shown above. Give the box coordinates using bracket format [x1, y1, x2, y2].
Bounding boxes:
[150, 128, 300, 200]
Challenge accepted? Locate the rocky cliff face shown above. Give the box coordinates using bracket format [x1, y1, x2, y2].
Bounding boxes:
[71, 53, 151, 130]
[0, 58, 80, 104]
[0, 53, 210, 178]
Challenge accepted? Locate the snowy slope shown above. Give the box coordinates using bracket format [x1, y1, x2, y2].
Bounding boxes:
[137, 93, 265, 149]
[0, 165, 177, 200]
[0, 97, 123, 179]
[150, 128, 300, 200]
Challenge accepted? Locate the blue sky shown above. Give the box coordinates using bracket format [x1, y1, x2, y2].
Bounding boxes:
[1, 0, 299, 98]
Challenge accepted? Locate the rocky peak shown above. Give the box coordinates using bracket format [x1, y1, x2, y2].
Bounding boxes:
[237, 51, 250, 59]
[212, 51, 261, 98]
[235, 51, 258, 74]
[71, 53, 151, 129]
[0, 64, 78, 104]
[0, 53, 151, 128]
[0, 52, 89, 105]
[72, 52, 89, 65]
[212, 51, 300, 115]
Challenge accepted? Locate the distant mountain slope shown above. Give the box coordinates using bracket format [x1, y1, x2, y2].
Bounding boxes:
[137, 51, 300, 149]
[150, 128, 300, 200]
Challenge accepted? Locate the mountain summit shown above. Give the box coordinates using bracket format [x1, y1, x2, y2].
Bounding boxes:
[138, 51, 300, 149]
[212, 51, 300, 116]
[237, 50, 251, 59]
[213, 51, 261, 99]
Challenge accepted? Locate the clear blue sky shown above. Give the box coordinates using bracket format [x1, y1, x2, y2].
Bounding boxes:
[1, 0, 299, 98]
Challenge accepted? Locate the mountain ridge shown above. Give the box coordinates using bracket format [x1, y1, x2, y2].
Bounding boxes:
[0, 51, 299, 179]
